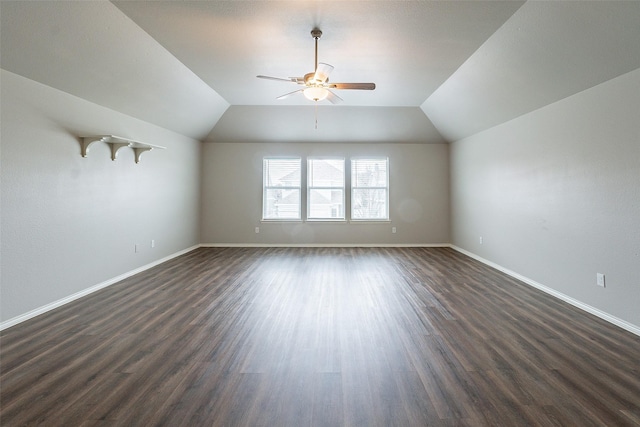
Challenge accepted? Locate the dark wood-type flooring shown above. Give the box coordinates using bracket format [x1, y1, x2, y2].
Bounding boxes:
[1, 247, 639, 426]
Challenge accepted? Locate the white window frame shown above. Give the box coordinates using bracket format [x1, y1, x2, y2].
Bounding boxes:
[262, 157, 302, 221]
[350, 157, 390, 221]
[307, 157, 346, 221]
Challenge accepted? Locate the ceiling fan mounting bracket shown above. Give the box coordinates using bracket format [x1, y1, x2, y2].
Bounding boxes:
[310, 28, 322, 39]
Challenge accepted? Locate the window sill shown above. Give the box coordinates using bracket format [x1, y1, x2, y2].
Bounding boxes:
[260, 219, 391, 224]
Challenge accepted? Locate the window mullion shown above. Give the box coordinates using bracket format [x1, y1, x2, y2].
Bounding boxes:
[301, 158, 308, 220]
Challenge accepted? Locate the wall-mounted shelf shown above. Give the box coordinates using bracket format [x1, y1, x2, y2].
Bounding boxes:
[80, 135, 165, 164]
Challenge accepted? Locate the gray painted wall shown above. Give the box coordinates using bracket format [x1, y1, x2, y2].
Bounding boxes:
[450, 68, 640, 328]
[1, 70, 202, 323]
[3, 63, 637, 333]
[201, 142, 450, 245]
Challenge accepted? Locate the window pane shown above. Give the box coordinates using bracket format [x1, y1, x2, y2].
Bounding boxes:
[309, 159, 344, 187]
[263, 188, 300, 219]
[352, 189, 388, 219]
[351, 159, 387, 188]
[309, 189, 344, 219]
[264, 158, 301, 187]
[263, 158, 301, 220]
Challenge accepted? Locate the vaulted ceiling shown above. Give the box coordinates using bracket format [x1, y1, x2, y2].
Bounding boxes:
[2, 1, 639, 143]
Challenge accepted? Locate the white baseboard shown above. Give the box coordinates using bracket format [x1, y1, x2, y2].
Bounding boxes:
[200, 243, 450, 248]
[450, 245, 640, 337]
[0, 245, 200, 331]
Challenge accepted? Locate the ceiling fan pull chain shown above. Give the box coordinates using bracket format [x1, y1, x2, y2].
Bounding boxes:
[315, 103, 318, 129]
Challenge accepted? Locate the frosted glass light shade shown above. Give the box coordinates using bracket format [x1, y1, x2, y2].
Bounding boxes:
[304, 86, 329, 101]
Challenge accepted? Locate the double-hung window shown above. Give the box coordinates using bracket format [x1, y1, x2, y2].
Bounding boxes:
[351, 158, 389, 220]
[307, 158, 345, 220]
[262, 157, 301, 220]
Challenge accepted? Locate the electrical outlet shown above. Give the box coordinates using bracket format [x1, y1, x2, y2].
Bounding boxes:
[255, 227, 260, 234]
[392, 227, 397, 234]
[479, 236, 483, 245]
[151, 239, 155, 248]
[596, 273, 605, 287]
[135, 244, 139, 253]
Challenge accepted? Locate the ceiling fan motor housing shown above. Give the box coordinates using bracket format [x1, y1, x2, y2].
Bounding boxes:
[304, 72, 326, 85]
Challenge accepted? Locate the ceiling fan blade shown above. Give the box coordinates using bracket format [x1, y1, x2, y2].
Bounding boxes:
[328, 82, 376, 90]
[276, 89, 304, 100]
[257, 75, 300, 83]
[326, 90, 343, 105]
[313, 63, 334, 83]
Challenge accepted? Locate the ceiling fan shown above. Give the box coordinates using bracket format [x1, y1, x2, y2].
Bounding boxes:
[257, 28, 376, 104]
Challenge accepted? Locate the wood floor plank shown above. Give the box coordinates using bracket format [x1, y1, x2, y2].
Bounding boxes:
[1, 247, 639, 426]
[312, 372, 344, 427]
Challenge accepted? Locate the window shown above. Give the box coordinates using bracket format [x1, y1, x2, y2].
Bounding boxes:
[263, 158, 301, 220]
[262, 156, 390, 222]
[351, 158, 389, 220]
[307, 158, 345, 220]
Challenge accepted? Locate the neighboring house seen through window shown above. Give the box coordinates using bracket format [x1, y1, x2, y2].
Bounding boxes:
[263, 157, 301, 220]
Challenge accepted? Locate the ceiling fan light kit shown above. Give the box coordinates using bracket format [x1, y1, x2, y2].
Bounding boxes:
[257, 28, 376, 105]
[303, 86, 329, 102]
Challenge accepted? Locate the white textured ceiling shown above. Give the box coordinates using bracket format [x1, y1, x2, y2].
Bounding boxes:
[1, 1, 639, 143]
[210, 106, 447, 144]
[112, 1, 524, 107]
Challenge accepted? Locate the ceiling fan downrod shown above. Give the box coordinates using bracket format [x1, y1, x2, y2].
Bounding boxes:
[311, 28, 322, 71]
